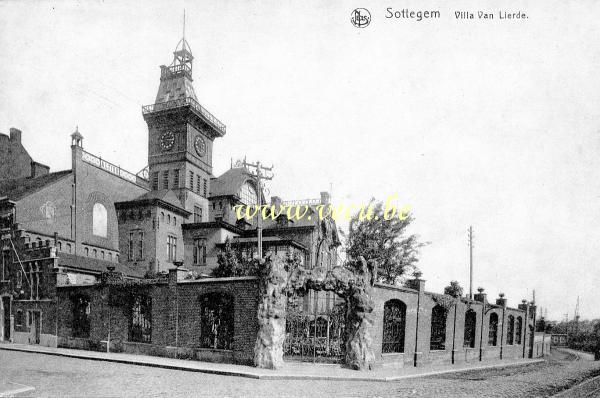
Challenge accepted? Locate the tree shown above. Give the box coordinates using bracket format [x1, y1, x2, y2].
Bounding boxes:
[211, 238, 259, 277]
[341, 199, 427, 285]
[444, 281, 464, 297]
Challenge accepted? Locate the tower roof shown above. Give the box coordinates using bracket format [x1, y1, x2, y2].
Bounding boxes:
[154, 12, 198, 104]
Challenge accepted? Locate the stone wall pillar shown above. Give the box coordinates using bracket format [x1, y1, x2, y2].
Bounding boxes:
[407, 272, 426, 367]
[496, 293, 507, 359]
[474, 287, 487, 361]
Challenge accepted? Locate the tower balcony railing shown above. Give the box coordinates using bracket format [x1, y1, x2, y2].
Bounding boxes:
[142, 96, 226, 135]
[161, 64, 192, 79]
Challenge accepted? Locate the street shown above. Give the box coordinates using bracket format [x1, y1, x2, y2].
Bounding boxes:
[1, 348, 599, 397]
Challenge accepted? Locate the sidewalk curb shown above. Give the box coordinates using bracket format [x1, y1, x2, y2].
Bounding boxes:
[0, 344, 544, 382]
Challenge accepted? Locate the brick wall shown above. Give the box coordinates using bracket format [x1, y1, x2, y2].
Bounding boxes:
[55, 275, 259, 365]
[371, 284, 534, 368]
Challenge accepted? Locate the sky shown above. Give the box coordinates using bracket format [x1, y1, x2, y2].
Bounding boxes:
[1, 0, 600, 320]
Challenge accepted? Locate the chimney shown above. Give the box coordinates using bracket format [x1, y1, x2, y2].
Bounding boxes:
[9, 128, 21, 143]
[320, 191, 330, 205]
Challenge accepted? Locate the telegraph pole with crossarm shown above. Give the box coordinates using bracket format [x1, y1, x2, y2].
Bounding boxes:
[241, 158, 274, 259]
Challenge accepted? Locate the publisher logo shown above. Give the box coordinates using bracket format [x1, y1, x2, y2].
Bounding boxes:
[351, 8, 371, 28]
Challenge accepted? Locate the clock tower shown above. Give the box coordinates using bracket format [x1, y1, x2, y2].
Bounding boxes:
[142, 31, 226, 221]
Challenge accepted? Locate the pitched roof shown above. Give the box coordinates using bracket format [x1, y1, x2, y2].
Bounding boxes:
[0, 170, 72, 201]
[209, 167, 266, 204]
[209, 167, 249, 198]
[115, 189, 190, 215]
[58, 252, 146, 278]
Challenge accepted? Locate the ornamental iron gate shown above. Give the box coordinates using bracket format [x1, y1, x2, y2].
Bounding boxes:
[283, 293, 346, 363]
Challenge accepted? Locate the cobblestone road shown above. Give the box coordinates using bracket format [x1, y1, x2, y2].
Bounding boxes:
[1, 349, 599, 397]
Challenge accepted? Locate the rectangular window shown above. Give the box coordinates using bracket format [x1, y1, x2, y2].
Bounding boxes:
[151, 172, 159, 190]
[189, 171, 194, 190]
[128, 232, 134, 260]
[193, 238, 207, 265]
[162, 170, 169, 189]
[138, 231, 144, 260]
[194, 205, 202, 223]
[203, 178, 207, 197]
[167, 235, 177, 261]
[196, 175, 201, 194]
[173, 169, 180, 188]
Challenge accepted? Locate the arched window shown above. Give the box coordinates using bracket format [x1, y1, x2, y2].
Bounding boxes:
[515, 317, 523, 345]
[488, 313, 499, 346]
[464, 309, 477, 348]
[161, 212, 165, 222]
[84, 247, 89, 256]
[507, 315, 515, 345]
[430, 305, 447, 351]
[239, 181, 258, 205]
[92, 249, 97, 258]
[92, 203, 108, 237]
[66, 243, 72, 253]
[382, 300, 406, 353]
[199, 292, 234, 350]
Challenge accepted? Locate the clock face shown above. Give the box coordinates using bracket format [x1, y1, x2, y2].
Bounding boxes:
[194, 135, 206, 157]
[159, 131, 175, 151]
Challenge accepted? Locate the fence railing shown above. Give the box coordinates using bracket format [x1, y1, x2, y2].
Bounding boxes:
[142, 97, 226, 135]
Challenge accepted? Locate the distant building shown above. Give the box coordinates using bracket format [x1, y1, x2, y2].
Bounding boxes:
[0, 128, 49, 181]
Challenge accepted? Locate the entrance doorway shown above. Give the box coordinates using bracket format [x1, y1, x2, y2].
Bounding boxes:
[283, 292, 346, 363]
[29, 311, 41, 344]
[1, 297, 10, 341]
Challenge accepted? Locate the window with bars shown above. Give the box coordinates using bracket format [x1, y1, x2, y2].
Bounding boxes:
[515, 317, 523, 344]
[430, 305, 447, 351]
[189, 171, 194, 191]
[199, 293, 234, 350]
[151, 172, 159, 190]
[507, 315, 515, 345]
[464, 309, 477, 348]
[382, 299, 406, 353]
[196, 175, 201, 194]
[71, 294, 91, 338]
[193, 238, 207, 265]
[488, 312, 499, 346]
[162, 170, 169, 189]
[167, 235, 177, 261]
[129, 294, 152, 343]
[203, 178, 207, 197]
[173, 169, 180, 188]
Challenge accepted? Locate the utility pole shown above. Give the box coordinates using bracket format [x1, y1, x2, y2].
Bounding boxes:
[468, 226, 474, 300]
[242, 158, 274, 259]
[574, 296, 580, 336]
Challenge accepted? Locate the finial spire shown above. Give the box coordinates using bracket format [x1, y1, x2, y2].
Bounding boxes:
[183, 9, 186, 52]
